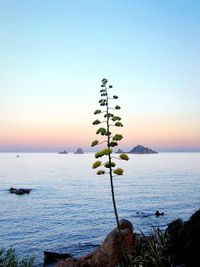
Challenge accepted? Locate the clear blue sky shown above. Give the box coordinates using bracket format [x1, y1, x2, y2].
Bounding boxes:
[0, 0, 200, 152]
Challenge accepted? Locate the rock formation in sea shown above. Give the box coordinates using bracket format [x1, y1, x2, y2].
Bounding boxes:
[74, 148, 84, 154]
[115, 149, 124, 154]
[58, 150, 68, 154]
[128, 145, 158, 154]
[57, 219, 135, 267]
[9, 187, 31, 195]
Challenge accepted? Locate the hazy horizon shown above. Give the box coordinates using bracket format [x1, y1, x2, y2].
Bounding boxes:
[1, 145, 200, 153]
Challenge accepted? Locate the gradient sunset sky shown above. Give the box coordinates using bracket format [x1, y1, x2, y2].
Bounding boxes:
[0, 0, 200, 152]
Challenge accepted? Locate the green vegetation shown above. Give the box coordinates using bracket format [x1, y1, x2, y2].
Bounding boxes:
[92, 78, 131, 266]
[130, 228, 173, 267]
[0, 248, 34, 267]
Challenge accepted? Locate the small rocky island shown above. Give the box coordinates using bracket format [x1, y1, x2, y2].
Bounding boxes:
[115, 149, 124, 154]
[74, 148, 84, 154]
[128, 145, 158, 154]
[58, 150, 68, 154]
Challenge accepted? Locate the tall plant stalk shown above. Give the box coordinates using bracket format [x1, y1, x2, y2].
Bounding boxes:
[91, 78, 131, 266]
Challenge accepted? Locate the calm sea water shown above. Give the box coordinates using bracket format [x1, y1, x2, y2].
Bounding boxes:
[0, 153, 200, 266]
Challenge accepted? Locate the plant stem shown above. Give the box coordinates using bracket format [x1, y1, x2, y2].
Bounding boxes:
[105, 85, 131, 267]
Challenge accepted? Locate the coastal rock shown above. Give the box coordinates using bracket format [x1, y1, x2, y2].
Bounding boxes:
[57, 219, 135, 267]
[44, 251, 71, 264]
[155, 210, 164, 217]
[167, 209, 200, 267]
[74, 148, 84, 154]
[128, 145, 158, 154]
[9, 187, 31, 195]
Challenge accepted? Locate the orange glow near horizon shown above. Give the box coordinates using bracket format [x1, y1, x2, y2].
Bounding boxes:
[1, 114, 200, 150]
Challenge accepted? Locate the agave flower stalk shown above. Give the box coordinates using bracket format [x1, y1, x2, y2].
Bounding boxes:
[91, 78, 131, 266]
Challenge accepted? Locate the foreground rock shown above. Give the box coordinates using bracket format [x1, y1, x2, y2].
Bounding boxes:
[128, 145, 158, 154]
[167, 209, 200, 267]
[9, 187, 31, 195]
[57, 219, 135, 267]
[44, 251, 71, 264]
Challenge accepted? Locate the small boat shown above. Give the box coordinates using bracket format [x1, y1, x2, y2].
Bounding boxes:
[16, 154, 19, 158]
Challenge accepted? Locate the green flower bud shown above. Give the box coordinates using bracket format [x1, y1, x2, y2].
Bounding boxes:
[104, 161, 116, 168]
[96, 170, 105, 175]
[96, 128, 107, 135]
[92, 161, 102, 169]
[105, 131, 111, 136]
[103, 148, 113, 155]
[110, 141, 118, 147]
[94, 109, 101, 115]
[102, 78, 108, 84]
[93, 120, 101, 125]
[91, 140, 99, 147]
[113, 168, 124, 175]
[115, 105, 121, 110]
[95, 151, 103, 158]
[112, 116, 121, 121]
[119, 154, 129, 161]
[115, 122, 123, 127]
[112, 134, 123, 141]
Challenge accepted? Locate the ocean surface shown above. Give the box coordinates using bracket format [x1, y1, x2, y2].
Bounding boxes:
[0, 152, 200, 266]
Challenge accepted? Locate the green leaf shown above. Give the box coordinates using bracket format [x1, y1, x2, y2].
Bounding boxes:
[113, 95, 118, 99]
[112, 134, 123, 141]
[109, 85, 113, 88]
[96, 170, 105, 175]
[91, 140, 99, 147]
[92, 120, 101, 125]
[92, 161, 102, 169]
[94, 109, 101, 115]
[119, 154, 129, 161]
[113, 168, 124, 175]
[115, 105, 121, 110]
[104, 161, 116, 168]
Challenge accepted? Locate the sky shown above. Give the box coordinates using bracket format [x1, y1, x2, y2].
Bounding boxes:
[0, 0, 200, 152]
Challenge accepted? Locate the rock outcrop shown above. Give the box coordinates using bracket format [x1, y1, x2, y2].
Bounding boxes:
[74, 148, 84, 154]
[44, 251, 71, 264]
[58, 150, 68, 154]
[128, 145, 157, 154]
[57, 219, 135, 267]
[115, 149, 124, 154]
[167, 209, 200, 267]
[9, 187, 31, 195]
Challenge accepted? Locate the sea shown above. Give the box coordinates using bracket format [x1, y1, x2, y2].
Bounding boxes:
[0, 152, 200, 266]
